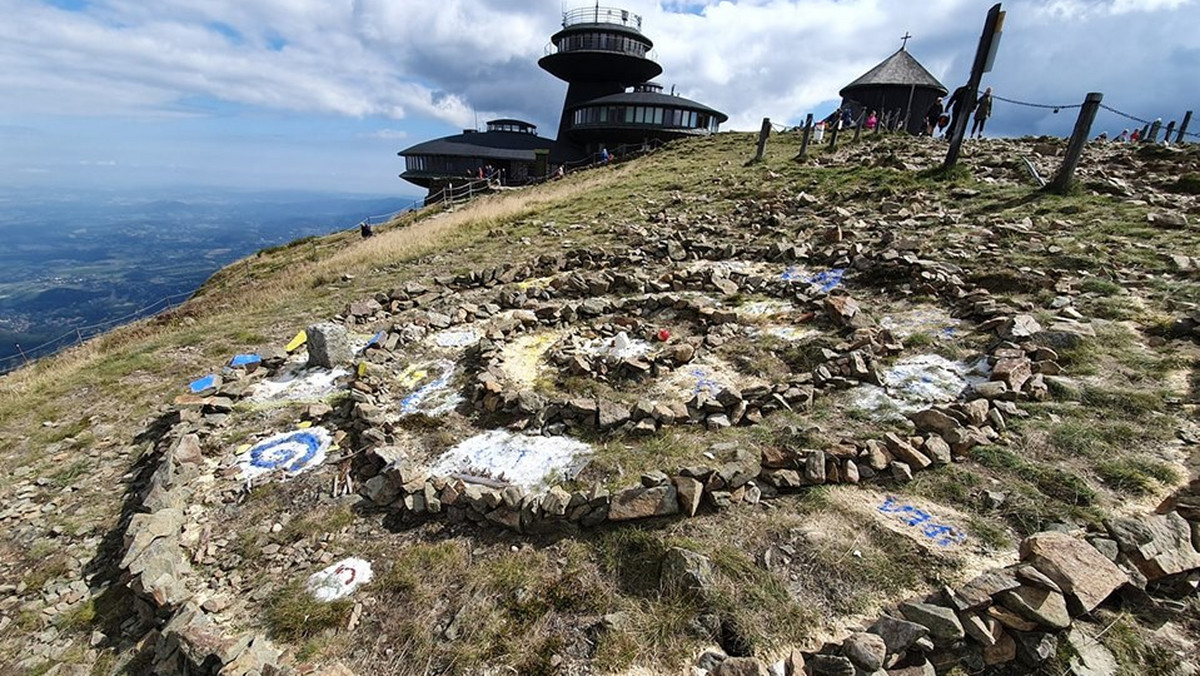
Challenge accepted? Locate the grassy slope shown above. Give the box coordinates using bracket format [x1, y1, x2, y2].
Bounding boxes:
[0, 132, 1197, 676]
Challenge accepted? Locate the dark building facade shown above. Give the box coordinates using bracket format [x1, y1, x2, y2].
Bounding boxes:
[839, 47, 948, 135]
[398, 119, 554, 192]
[399, 5, 726, 196]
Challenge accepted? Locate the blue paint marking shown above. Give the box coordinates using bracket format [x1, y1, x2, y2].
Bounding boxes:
[879, 496, 966, 547]
[364, 331, 386, 350]
[806, 269, 845, 293]
[689, 368, 721, 395]
[230, 354, 261, 367]
[400, 365, 454, 414]
[189, 374, 217, 393]
[781, 267, 845, 293]
[249, 431, 323, 473]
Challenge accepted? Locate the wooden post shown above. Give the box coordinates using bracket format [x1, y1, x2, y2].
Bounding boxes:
[75, 328, 84, 344]
[16, 343, 28, 365]
[1139, 124, 1150, 142]
[852, 111, 866, 143]
[752, 117, 771, 163]
[945, 3, 1004, 170]
[1049, 92, 1103, 194]
[1177, 111, 1192, 143]
[796, 113, 814, 160]
[1164, 121, 1176, 145]
[1148, 119, 1162, 143]
[828, 121, 840, 150]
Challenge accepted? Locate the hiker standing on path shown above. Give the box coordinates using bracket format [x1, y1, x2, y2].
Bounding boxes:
[970, 88, 994, 139]
[944, 85, 970, 138]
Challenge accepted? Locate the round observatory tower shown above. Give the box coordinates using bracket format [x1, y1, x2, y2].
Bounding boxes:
[539, 5, 726, 158]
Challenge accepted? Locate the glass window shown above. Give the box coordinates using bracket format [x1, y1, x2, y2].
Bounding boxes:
[653, 108, 663, 125]
[624, 106, 635, 123]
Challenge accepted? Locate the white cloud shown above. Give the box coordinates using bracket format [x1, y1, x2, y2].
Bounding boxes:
[0, 0, 1197, 193]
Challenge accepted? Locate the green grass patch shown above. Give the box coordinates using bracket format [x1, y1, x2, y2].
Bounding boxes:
[264, 582, 354, 641]
[1095, 457, 1182, 496]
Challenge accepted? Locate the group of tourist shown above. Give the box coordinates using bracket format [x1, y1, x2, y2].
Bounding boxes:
[924, 86, 994, 139]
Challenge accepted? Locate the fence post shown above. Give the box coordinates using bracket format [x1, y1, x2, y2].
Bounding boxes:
[1178, 111, 1193, 143]
[795, 113, 814, 160]
[1049, 92, 1103, 194]
[828, 121, 840, 150]
[1139, 124, 1150, 142]
[1164, 121, 1176, 145]
[751, 117, 771, 163]
[1148, 119, 1162, 143]
[852, 111, 866, 143]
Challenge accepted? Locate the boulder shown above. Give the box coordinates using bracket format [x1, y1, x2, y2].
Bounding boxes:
[608, 485, 679, 521]
[867, 615, 928, 654]
[674, 476, 704, 517]
[1019, 532, 1127, 613]
[1065, 625, 1119, 676]
[307, 322, 352, 368]
[660, 547, 715, 596]
[711, 657, 769, 676]
[898, 601, 964, 641]
[1105, 512, 1200, 581]
[996, 585, 1070, 629]
[843, 632, 887, 671]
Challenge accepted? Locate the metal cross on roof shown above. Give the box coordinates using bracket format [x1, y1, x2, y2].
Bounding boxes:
[901, 32, 913, 49]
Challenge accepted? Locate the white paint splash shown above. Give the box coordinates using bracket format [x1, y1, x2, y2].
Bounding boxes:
[430, 430, 592, 490]
[850, 354, 990, 417]
[306, 557, 373, 602]
[248, 365, 349, 403]
[432, 328, 481, 348]
[398, 360, 462, 416]
[579, 331, 652, 359]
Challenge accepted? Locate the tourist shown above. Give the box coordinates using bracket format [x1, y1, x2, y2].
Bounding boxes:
[970, 87, 993, 138]
[924, 97, 944, 136]
[1116, 129, 1130, 142]
[945, 85, 970, 138]
[865, 110, 878, 131]
[359, 221, 373, 239]
[1130, 128, 1141, 142]
[600, 147, 611, 164]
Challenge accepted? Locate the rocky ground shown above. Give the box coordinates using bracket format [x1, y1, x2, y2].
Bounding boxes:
[1, 132, 1199, 676]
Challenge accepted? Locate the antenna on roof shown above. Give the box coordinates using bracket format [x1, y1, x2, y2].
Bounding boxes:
[901, 32, 913, 50]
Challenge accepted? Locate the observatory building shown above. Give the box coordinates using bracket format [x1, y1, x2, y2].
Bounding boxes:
[399, 5, 726, 196]
[839, 44, 948, 135]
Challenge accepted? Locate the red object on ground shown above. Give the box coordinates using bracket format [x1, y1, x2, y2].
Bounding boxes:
[656, 329, 671, 342]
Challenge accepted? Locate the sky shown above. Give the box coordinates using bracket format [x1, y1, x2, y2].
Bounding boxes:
[1, 0, 1197, 196]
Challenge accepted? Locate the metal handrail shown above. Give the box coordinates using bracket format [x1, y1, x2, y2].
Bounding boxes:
[562, 6, 642, 30]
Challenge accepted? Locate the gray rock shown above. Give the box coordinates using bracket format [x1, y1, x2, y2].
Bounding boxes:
[898, 601, 964, 641]
[608, 485, 679, 521]
[807, 654, 853, 676]
[842, 632, 886, 671]
[1014, 631, 1057, 665]
[661, 547, 714, 596]
[867, 615, 928, 653]
[1105, 512, 1200, 581]
[674, 476, 704, 517]
[362, 475, 399, 506]
[996, 585, 1070, 629]
[711, 657, 769, 676]
[306, 322, 351, 368]
[1000, 314, 1043, 341]
[715, 448, 761, 490]
[910, 409, 960, 436]
[1065, 626, 1119, 676]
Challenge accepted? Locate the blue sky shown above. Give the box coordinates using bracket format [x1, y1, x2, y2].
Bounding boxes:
[1, 0, 1197, 196]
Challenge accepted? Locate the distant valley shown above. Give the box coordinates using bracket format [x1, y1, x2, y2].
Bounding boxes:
[0, 187, 420, 371]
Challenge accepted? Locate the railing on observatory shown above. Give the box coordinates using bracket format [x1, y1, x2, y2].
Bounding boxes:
[544, 34, 655, 60]
[562, 6, 643, 30]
